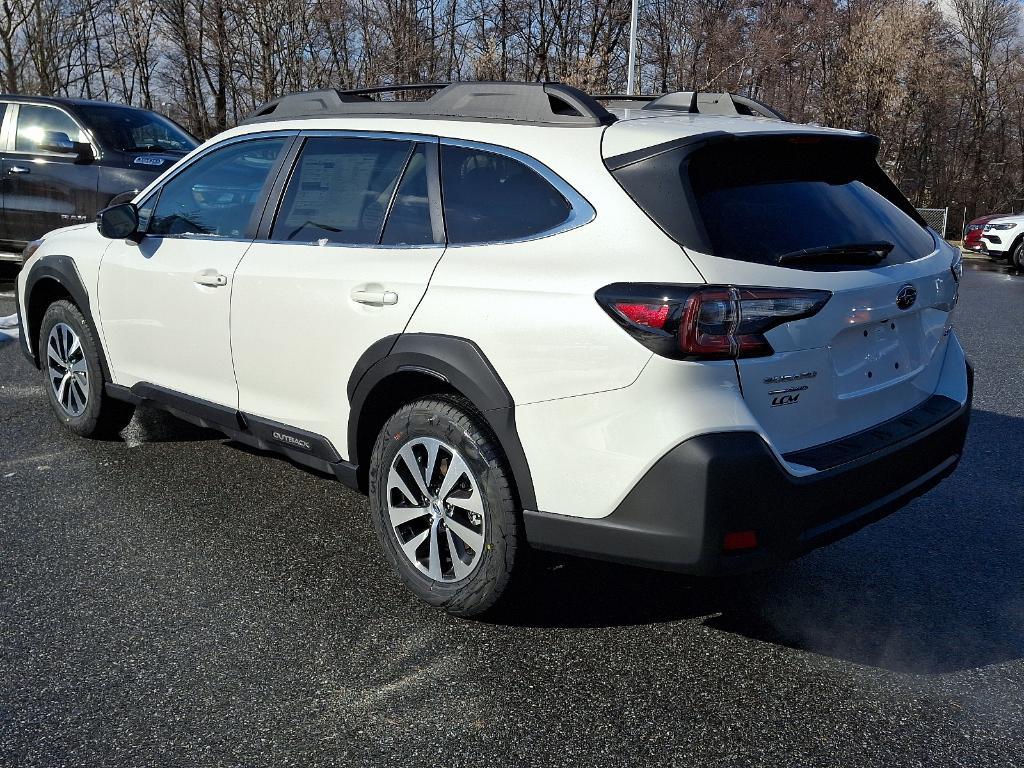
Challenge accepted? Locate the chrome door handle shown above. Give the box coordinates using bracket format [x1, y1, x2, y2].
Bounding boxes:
[351, 289, 398, 306]
[8, 166, 30, 174]
[193, 271, 227, 287]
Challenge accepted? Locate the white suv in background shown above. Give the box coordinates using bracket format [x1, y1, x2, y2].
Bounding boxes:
[979, 214, 1024, 267]
[15, 83, 972, 616]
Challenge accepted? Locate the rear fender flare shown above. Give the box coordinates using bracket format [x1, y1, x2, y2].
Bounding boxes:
[348, 333, 537, 510]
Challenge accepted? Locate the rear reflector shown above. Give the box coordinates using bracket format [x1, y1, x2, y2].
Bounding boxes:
[723, 530, 758, 551]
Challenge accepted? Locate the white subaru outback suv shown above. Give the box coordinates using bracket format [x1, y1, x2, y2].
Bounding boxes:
[15, 83, 971, 616]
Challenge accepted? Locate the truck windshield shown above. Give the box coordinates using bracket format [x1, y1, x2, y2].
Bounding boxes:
[76, 104, 198, 153]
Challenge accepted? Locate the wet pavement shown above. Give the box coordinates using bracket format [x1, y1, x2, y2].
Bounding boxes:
[1, 258, 1023, 766]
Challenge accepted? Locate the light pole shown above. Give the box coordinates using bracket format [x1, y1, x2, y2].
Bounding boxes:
[626, 0, 639, 95]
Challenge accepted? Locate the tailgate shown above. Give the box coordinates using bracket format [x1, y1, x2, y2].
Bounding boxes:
[731, 252, 959, 454]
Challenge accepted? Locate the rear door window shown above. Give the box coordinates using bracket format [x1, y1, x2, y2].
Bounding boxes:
[380, 143, 436, 246]
[440, 145, 571, 244]
[272, 136, 413, 245]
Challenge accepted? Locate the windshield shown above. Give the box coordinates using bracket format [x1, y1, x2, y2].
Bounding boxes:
[611, 135, 935, 269]
[75, 104, 198, 153]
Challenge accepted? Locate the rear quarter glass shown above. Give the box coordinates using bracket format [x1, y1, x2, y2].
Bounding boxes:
[612, 135, 935, 270]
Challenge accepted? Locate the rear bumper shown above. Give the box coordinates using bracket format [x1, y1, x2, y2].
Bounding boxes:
[524, 362, 972, 575]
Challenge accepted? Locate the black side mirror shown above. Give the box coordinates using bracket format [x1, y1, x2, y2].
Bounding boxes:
[38, 130, 76, 153]
[97, 203, 140, 240]
[38, 130, 94, 161]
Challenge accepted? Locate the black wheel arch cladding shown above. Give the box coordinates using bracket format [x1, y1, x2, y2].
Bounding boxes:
[348, 333, 537, 510]
[22, 254, 111, 381]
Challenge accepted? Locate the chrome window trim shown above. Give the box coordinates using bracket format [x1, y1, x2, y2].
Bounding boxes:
[260, 130, 442, 249]
[0, 102, 13, 151]
[7, 101, 100, 158]
[438, 136, 596, 246]
[297, 128, 438, 144]
[138, 130, 299, 243]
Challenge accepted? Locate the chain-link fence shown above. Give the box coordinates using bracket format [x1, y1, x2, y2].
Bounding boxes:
[916, 207, 949, 238]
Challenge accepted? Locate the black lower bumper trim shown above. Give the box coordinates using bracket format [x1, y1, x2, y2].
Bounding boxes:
[783, 393, 960, 470]
[525, 371, 971, 575]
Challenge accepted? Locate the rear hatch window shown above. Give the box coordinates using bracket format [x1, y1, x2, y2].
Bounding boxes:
[610, 134, 934, 270]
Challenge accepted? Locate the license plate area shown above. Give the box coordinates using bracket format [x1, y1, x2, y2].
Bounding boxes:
[831, 315, 926, 398]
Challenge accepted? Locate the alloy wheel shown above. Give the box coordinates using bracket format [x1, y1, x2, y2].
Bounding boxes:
[386, 437, 486, 582]
[46, 322, 89, 417]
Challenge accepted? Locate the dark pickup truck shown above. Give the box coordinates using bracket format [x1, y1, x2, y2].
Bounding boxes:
[0, 95, 198, 261]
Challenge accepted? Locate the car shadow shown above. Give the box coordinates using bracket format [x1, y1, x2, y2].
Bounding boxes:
[121, 404, 223, 444]
[496, 408, 1024, 675]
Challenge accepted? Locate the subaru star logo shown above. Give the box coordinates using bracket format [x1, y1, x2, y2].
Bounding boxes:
[896, 284, 917, 310]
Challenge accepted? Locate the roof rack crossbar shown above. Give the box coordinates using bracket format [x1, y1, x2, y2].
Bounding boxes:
[636, 90, 785, 120]
[591, 93, 658, 102]
[244, 82, 616, 127]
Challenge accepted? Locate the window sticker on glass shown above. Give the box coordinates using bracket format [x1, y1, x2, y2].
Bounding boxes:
[273, 137, 412, 245]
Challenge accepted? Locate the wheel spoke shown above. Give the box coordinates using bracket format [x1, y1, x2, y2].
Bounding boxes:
[47, 346, 64, 369]
[422, 440, 440, 493]
[400, 528, 430, 561]
[56, 373, 70, 404]
[387, 466, 421, 507]
[388, 503, 430, 528]
[71, 380, 88, 411]
[445, 516, 484, 552]
[399, 444, 431, 500]
[445, 527, 472, 579]
[437, 452, 469, 502]
[66, 332, 81, 359]
[426, 520, 442, 580]
[446, 489, 484, 517]
[70, 358, 88, 375]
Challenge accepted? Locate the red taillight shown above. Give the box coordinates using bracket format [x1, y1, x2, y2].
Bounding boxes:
[677, 288, 742, 358]
[613, 302, 671, 329]
[597, 283, 831, 360]
[723, 530, 758, 551]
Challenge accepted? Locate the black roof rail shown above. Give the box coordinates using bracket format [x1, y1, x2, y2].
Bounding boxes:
[591, 93, 657, 101]
[244, 82, 616, 127]
[637, 91, 787, 121]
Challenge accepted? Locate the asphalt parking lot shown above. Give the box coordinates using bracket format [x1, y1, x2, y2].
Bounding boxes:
[1, 259, 1023, 767]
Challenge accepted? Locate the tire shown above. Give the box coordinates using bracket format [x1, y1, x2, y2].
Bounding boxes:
[1011, 240, 1024, 270]
[38, 300, 135, 438]
[368, 396, 522, 617]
